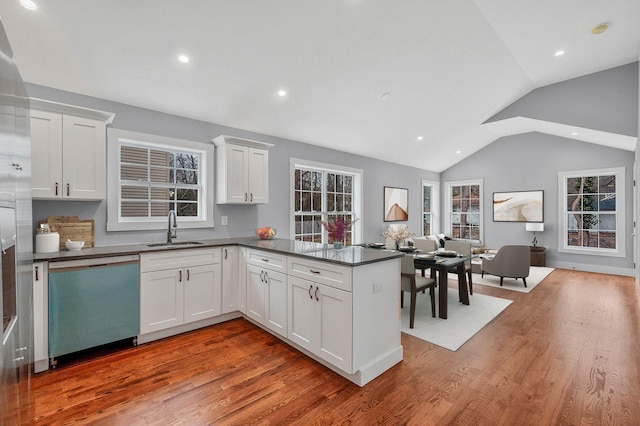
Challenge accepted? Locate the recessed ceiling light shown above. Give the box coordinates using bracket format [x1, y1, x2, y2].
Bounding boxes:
[177, 54, 190, 64]
[417, 136, 423, 141]
[277, 90, 287, 97]
[554, 50, 565, 57]
[456, 150, 461, 154]
[592, 24, 609, 35]
[571, 132, 579, 136]
[381, 93, 391, 101]
[20, 0, 38, 10]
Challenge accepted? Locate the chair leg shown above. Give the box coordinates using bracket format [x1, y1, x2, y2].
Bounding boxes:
[400, 290, 404, 308]
[467, 270, 473, 295]
[430, 286, 436, 318]
[500, 276, 504, 286]
[409, 292, 417, 329]
[481, 271, 484, 278]
[523, 277, 527, 287]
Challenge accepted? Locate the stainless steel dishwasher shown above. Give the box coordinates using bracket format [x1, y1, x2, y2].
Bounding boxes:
[47, 255, 140, 367]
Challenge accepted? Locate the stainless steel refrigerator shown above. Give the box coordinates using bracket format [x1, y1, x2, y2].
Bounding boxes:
[0, 15, 34, 424]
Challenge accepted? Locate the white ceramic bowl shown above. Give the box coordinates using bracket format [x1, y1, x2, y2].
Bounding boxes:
[65, 240, 85, 251]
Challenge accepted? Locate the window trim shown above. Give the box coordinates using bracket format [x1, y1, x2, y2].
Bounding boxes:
[443, 179, 483, 242]
[557, 167, 625, 257]
[289, 158, 363, 244]
[107, 128, 214, 231]
[422, 179, 440, 236]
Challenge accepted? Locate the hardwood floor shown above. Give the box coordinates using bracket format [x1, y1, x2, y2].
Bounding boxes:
[29, 269, 640, 425]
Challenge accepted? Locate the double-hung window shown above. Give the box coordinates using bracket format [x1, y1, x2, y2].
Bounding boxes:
[107, 129, 214, 231]
[422, 179, 439, 236]
[558, 167, 625, 257]
[290, 159, 362, 245]
[444, 179, 482, 242]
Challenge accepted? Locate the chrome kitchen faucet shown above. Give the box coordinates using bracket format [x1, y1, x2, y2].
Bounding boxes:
[167, 210, 177, 243]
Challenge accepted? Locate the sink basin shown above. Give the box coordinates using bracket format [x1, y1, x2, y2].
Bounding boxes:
[147, 241, 205, 248]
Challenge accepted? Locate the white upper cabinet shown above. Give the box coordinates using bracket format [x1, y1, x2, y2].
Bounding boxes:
[212, 135, 273, 204]
[30, 99, 114, 200]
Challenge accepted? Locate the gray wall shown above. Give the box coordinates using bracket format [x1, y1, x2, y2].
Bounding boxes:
[27, 83, 439, 246]
[441, 133, 634, 274]
[487, 62, 638, 137]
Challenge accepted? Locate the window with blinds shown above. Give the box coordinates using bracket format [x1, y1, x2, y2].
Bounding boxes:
[119, 143, 202, 220]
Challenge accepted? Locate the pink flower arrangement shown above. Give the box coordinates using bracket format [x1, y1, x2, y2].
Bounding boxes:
[322, 217, 357, 243]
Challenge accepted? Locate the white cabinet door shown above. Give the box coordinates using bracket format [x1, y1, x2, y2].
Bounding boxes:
[264, 269, 287, 337]
[62, 115, 106, 200]
[288, 276, 316, 352]
[226, 144, 249, 203]
[222, 246, 239, 314]
[246, 264, 266, 323]
[316, 283, 352, 372]
[183, 263, 222, 324]
[248, 147, 268, 203]
[30, 110, 63, 199]
[140, 269, 183, 334]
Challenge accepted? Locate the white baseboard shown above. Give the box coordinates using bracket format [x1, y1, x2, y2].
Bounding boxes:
[547, 261, 634, 277]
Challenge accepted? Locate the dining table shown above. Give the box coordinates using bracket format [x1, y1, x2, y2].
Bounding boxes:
[412, 252, 470, 319]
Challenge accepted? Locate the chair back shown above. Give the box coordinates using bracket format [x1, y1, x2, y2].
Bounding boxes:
[413, 237, 437, 252]
[444, 240, 472, 267]
[487, 245, 530, 277]
[400, 254, 417, 275]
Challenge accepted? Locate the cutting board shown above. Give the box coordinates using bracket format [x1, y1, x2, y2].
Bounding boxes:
[38, 216, 95, 249]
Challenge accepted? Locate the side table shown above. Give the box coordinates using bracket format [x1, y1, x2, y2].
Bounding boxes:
[530, 246, 546, 267]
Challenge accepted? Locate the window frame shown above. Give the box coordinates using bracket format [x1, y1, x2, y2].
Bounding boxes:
[443, 179, 483, 242]
[421, 179, 440, 236]
[289, 158, 363, 245]
[557, 167, 625, 257]
[107, 128, 214, 231]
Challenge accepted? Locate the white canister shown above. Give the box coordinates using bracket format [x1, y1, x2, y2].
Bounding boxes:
[35, 232, 60, 253]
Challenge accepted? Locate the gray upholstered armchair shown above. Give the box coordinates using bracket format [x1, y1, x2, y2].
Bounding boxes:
[481, 245, 530, 287]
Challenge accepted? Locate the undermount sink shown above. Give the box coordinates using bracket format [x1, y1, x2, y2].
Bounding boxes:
[147, 241, 205, 248]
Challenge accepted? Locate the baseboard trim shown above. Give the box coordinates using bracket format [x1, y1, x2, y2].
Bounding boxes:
[547, 261, 633, 277]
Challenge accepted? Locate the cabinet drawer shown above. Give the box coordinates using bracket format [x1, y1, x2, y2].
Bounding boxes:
[246, 249, 287, 272]
[141, 248, 221, 273]
[287, 256, 352, 292]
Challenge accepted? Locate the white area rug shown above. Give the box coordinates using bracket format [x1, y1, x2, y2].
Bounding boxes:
[467, 266, 554, 293]
[401, 288, 512, 351]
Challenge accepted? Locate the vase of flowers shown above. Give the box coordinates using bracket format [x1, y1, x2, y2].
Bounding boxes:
[382, 224, 415, 250]
[322, 217, 357, 249]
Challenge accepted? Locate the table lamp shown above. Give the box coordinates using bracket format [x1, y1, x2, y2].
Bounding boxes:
[525, 222, 544, 246]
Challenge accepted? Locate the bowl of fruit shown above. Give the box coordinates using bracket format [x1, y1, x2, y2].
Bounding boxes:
[256, 226, 277, 240]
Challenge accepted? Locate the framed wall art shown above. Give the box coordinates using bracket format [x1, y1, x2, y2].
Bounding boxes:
[493, 190, 543, 222]
[384, 186, 408, 222]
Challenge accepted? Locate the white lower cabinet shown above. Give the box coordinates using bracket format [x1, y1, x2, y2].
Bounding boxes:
[246, 249, 287, 337]
[221, 246, 239, 314]
[32, 262, 49, 373]
[288, 276, 352, 372]
[140, 248, 222, 335]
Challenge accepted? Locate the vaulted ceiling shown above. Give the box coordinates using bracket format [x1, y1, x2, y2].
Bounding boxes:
[1, 0, 638, 171]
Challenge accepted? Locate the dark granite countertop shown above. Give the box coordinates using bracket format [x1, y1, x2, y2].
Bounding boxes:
[34, 237, 403, 267]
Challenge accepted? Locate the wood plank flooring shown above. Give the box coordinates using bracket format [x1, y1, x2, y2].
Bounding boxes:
[29, 269, 640, 425]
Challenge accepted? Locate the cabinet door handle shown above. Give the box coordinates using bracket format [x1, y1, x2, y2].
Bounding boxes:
[35, 266, 39, 281]
[224, 248, 228, 259]
[260, 271, 264, 282]
[315, 286, 319, 301]
[186, 269, 190, 281]
[55, 182, 59, 196]
[66, 183, 70, 196]
[250, 193, 253, 202]
[245, 193, 248, 202]
[308, 284, 313, 299]
[179, 270, 182, 282]
[310, 269, 320, 275]
[264, 272, 269, 284]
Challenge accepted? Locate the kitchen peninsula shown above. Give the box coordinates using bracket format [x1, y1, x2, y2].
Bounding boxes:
[33, 238, 404, 386]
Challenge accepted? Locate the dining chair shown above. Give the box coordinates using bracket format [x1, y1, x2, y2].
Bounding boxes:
[400, 255, 436, 328]
[444, 240, 473, 295]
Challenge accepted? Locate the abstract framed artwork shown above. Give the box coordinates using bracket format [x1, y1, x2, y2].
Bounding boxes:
[493, 190, 544, 222]
[384, 186, 408, 222]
